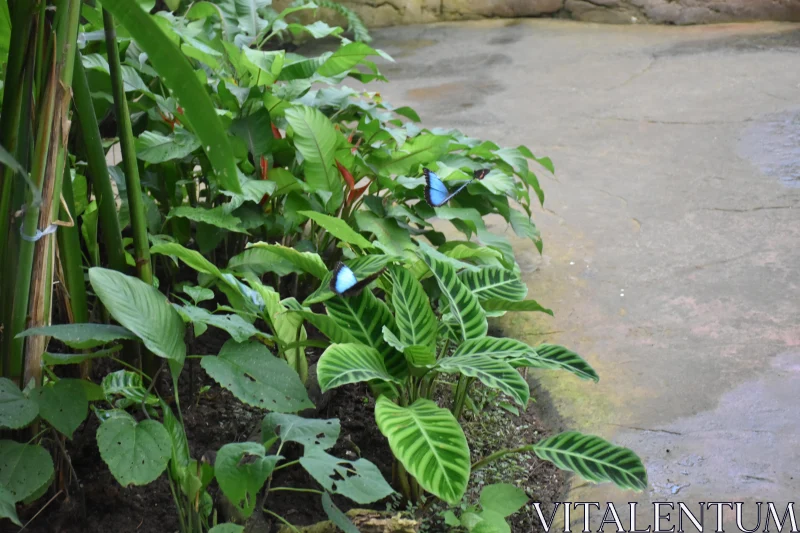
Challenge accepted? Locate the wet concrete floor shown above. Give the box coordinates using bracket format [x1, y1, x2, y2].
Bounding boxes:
[367, 20, 800, 527]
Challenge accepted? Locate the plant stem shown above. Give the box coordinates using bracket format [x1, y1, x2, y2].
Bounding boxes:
[271, 459, 299, 472]
[262, 508, 301, 533]
[470, 445, 536, 473]
[268, 487, 323, 495]
[451, 376, 474, 420]
[102, 10, 152, 285]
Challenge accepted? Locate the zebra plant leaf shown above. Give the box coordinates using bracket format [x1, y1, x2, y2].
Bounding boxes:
[436, 355, 529, 406]
[317, 344, 401, 391]
[388, 265, 437, 351]
[458, 268, 527, 302]
[481, 298, 553, 316]
[419, 249, 487, 341]
[533, 344, 598, 382]
[532, 431, 647, 491]
[325, 291, 406, 378]
[374, 397, 470, 504]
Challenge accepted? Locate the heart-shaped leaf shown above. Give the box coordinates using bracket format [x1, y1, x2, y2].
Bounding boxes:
[96, 414, 171, 486]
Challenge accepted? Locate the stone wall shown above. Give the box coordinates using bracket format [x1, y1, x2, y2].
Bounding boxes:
[294, 0, 800, 26]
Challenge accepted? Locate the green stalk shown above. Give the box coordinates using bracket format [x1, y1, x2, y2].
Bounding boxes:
[451, 376, 474, 420]
[57, 169, 88, 325]
[470, 445, 536, 473]
[72, 54, 127, 272]
[8, 41, 58, 380]
[102, 10, 152, 285]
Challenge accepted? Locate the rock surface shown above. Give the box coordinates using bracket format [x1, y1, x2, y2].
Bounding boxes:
[277, 0, 800, 26]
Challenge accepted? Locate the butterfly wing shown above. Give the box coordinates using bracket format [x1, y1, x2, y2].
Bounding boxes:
[423, 168, 450, 207]
[473, 168, 490, 180]
[330, 263, 359, 295]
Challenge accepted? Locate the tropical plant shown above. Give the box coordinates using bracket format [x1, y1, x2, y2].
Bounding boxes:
[443, 483, 530, 533]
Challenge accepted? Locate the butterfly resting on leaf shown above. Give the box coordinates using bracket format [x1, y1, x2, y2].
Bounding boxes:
[423, 167, 489, 207]
[329, 263, 387, 297]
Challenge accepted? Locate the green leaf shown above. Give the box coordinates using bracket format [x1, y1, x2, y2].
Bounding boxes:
[317, 344, 400, 391]
[282, 302, 358, 345]
[151, 242, 223, 278]
[233, 0, 270, 37]
[532, 344, 599, 382]
[102, 370, 159, 407]
[321, 492, 360, 533]
[33, 379, 88, 439]
[374, 397, 469, 504]
[0, 441, 53, 502]
[420, 249, 487, 341]
[262, 413, 340, 450]
[388, 265, 437, 351]
[215, 442, 278, 519]
[102, 0, 240, 192]
[200, 340, 313, 412]
[299, 211, 373, 249]
[473, 510, 511, 533]
[168, 205, 246, 233]
[532, 432, 647, 491]
[452, 336, 539, 366]
[227, 247, 297, 277]
[89, 268, 186, 364]
[379, 134, 450, 176]
[436, 355, 529, 406]
[177, 305, 259, 343]
[0, 378, 38, 429]
[97, 414, 172, 486]
[135, 130, 200, 163]
[230, 107, 273, 158]
[208, 524, 244, 533]
[458, 269, 527, 302]
[299, 447, 394, 504]
[0, 485, 21, 526]
[247, 243, 327, 279]
[325, 292, 406, 378]
[16, 323, 137, 349]
[481, 298, 553, 316]
[302, 254, 395, 305]
[241, 49, 284, 86]
[285, 105, 342, 210]
[317, 42, 377, 77]
[0, 143, 24, 176]
[480, 483, 528, 517]
[183, 285, 215, 304]
[42, 346, 122, 366]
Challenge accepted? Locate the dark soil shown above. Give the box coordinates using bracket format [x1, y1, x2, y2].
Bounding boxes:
[11, 326, 566, 533]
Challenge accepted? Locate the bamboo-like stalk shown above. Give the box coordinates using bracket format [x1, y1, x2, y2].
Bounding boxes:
[23, 0, 83, 386]
[102, 10, 153, 285]
[57, 169, 88, 325]
[72, 55, 127, 273]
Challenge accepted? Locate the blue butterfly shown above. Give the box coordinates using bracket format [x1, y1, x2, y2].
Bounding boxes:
[329, 262, 386, 297]
[423, 168, 490, 207]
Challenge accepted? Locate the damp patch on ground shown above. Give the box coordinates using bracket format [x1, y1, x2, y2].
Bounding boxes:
[738, 109, 800, 188]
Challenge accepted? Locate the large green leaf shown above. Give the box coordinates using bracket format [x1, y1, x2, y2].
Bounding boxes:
[215, 442, 278, 518]
[0, 378, 38, 429]
[317, 344, 400, 391]
[0, 441, 53, 502]
[96, 414, 172, 486]
[480, 483, 529, 518]
[232, 0, 270, 37]
[299, 211, 373, 250]
[532, 432, 647, 491]
[436, 355, 529, 406]
[135, 130, 200, 164]
[532, 344, 599, 382]
[102, 0, 240, 192]
[420, 250, 487, 341]
[0, 485, 21, 526]
[227, 247, 296, 277]
[452, 336, 539, 367]
[247, 243, 327, 279]
[262, 413, 341, 450]
[285, 105, 342, 210]
[324, 292, 406, 378]
[374, 397, 469, 504]
[168, 205, 246, 233]
[200, 339, 312, 412]
[388, 265, 437, 351]
[16, 323, 137, 349]
[151, 242, 223, 278]
[89, 268, 186, 364]
[317, 42, 377, 77]
[481, 298, 553, 316]
[299, 447, 394, 504]
[176, 305, 259, 343]
[33, 379, 88, 439]
[282, 303, 358, 345]
[458, 269, 527, 302]
[379, 134, 450, 176]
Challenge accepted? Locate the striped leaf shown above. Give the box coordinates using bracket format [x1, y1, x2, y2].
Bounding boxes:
[374, 397, 470, 504]
[317, 344, 400, 391]
[283, 301, 358, 345]
[325, 291, 406, 378]
[532, 432, 647, 491]
[419, 250, 487, 341]
[436, 355, 529, 406]
[534, 344, 598, 382]
[458, 269, 527, 302]
[481, 298, 553, 316]
[382, 327, 435, 374]
[388, 265, 437, 350]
